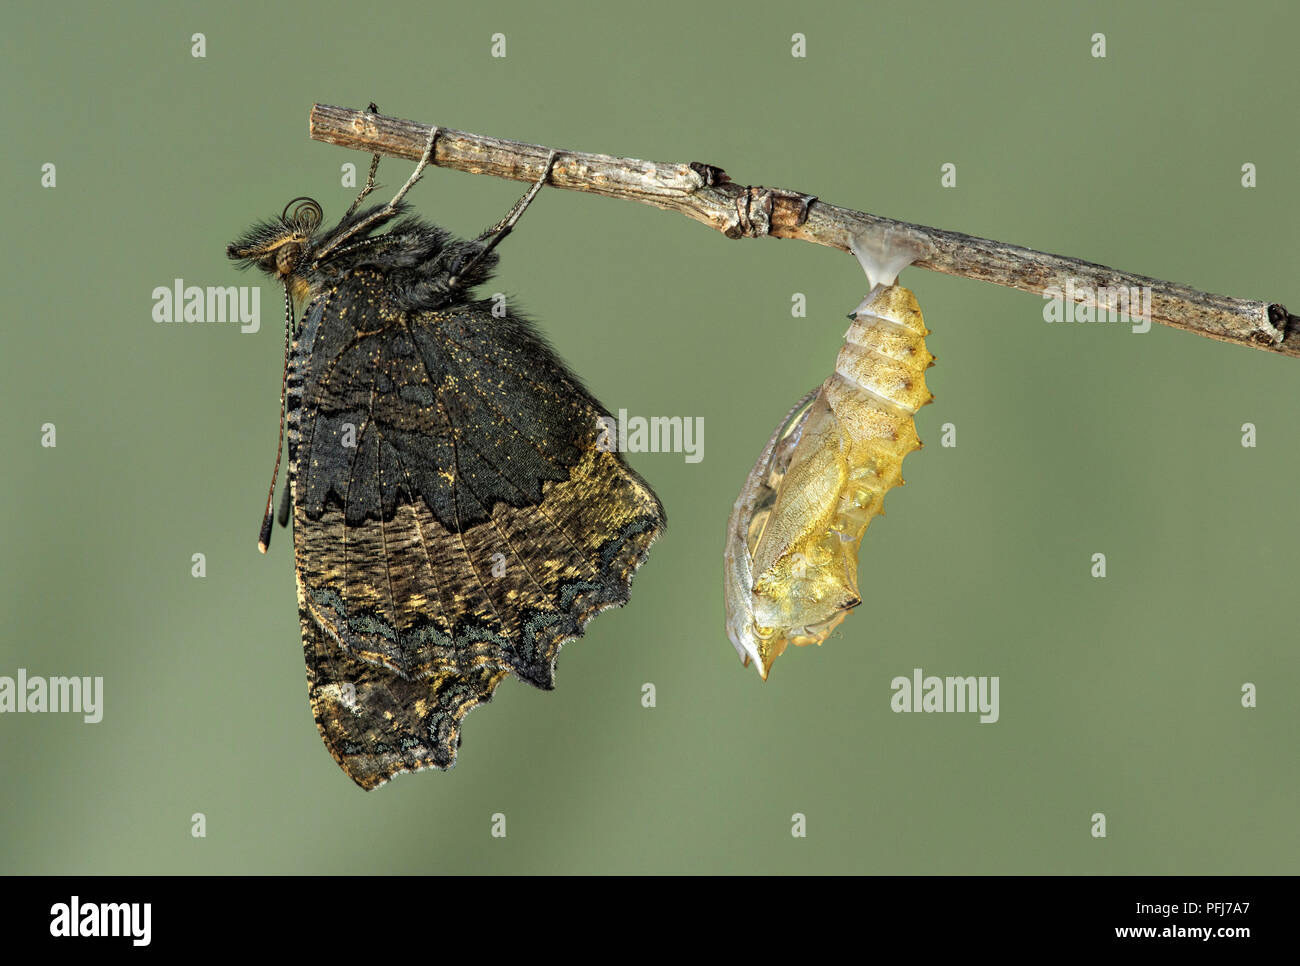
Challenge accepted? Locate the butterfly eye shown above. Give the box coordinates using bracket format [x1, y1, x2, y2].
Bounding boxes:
[275, 242, 303, 275]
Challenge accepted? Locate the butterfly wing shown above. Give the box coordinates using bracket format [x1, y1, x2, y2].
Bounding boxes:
[286, 268, 663, 785]
[300, 603, 507, 790]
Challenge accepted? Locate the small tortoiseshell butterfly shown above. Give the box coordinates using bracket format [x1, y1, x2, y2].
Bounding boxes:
[228, 108, 664, 787]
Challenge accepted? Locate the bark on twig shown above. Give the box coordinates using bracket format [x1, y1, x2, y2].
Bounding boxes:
[309, 103, 1298, 359]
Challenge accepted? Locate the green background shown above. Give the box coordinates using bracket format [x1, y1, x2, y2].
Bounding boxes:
[2, 0, 1296, 874]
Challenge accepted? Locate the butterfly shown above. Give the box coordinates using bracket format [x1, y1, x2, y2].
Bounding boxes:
[227, 113, 665, 788]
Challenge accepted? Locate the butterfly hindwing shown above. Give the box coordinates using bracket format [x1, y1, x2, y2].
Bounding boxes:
[299, 597, 508, 790]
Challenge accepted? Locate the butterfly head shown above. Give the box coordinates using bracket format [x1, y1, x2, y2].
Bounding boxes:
[227, 197, 324, 290]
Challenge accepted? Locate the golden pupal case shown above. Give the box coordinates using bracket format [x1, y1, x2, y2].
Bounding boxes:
[724, 232, 933, 679]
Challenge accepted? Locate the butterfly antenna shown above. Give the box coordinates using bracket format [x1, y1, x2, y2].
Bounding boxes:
[258, 284, 295, 553]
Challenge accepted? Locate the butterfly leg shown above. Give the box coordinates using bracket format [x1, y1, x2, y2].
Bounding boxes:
[477, 150, 561, 244]
[276, 473, 293, 529]
[448, 150, 560, 288]
[342, 102, 385, 220]
[377, 123, 442, 211]
[312, 122, 443, 264]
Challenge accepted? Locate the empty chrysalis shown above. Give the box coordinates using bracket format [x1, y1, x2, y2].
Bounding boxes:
[723, 227, 934, 679]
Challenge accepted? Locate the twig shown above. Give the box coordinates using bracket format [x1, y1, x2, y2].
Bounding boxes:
[309, 103, 1298, 359]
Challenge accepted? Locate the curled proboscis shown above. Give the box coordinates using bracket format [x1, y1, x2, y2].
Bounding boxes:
[281, 196, 324, 235]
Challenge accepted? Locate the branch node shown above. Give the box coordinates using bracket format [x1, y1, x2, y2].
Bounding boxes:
[688, 161, 728, 187]
[1268, 303, 1295, 342]
[736, 187, 773, 238]
[770, 188, 818, 229]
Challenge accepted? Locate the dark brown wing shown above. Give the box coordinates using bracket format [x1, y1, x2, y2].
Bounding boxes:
[284, 268, 663, 785]
[299, 597, 508, 790]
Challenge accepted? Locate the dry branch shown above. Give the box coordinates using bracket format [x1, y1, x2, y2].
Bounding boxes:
[309, 103, 1298, 359]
